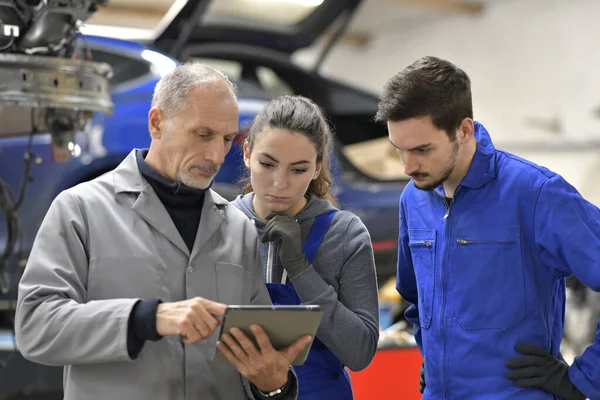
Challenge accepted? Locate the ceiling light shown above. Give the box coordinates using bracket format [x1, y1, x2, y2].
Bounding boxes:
[79, 24, 155, 41]
[141, 49, 177, 77]
[256, 0, 324, 6]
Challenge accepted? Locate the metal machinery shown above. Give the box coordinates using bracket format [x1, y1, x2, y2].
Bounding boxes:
[0, 0, 112, 293]
[0, 1, 112, 397]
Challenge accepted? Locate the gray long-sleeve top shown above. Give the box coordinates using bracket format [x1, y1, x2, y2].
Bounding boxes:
[232, 193, 380, 371]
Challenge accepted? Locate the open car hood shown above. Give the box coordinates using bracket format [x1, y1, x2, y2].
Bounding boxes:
[152, 0, 362, 57]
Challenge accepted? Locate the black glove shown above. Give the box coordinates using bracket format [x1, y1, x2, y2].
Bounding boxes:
[261, 212, 309, 278]
[420, 360, 426, 394]
[506, 344, 586, 400]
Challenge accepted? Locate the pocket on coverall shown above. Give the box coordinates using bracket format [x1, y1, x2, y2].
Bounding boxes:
[452, 225, 526, 330]
[408, 229, 437, 329]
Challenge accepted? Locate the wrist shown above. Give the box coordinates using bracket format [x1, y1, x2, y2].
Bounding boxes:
[155, 302, 175, 337]
[256, 372, 289, 393]
[254, 371, 291, 398]
[283, 253, 309, 277]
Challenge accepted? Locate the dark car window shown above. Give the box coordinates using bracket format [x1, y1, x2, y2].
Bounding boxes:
[90, 49, 152, 87]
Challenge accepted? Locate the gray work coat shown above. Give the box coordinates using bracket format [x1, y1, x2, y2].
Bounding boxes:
[14, 150, 296, 400]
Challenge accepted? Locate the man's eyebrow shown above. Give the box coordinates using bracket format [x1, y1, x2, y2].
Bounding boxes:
[388, 139, 432, 151]
[259, 153, 310, 165]
[196, 127, 214, 135]
[197, 127, 238, 137]
[408, 143, 432, 151]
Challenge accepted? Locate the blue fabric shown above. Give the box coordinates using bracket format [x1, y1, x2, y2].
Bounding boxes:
[266, 210, 353, 400]
[397, 121, 600, 400]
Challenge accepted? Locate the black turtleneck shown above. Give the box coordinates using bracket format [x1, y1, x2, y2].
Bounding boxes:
[126, 149, 209, 359]
[135, 149, 208, 252]
[128, 150, 288, 399]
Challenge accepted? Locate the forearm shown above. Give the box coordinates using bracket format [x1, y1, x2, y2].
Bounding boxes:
[397, 253, 420, 351]
[15, 295, 139, 366]
[568, 319, 600, 400]
[531, 176, 600, 399]
[405, 304, 423, 352]
[290, 266, 378, 371]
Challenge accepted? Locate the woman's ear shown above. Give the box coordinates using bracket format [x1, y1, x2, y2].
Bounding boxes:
[243, 140, 251, 167]
[313, 162, 323, 180]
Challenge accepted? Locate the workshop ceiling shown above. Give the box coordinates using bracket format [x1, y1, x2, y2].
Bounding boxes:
[86, 0, 487, 45]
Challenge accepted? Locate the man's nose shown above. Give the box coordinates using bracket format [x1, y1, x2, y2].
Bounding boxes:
[403, 154, 419, 176]
[205, 141, 226, 165]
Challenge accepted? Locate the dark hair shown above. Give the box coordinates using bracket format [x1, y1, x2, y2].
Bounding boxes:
[241, 95, 338, 207]
[375, 56, 472, 140]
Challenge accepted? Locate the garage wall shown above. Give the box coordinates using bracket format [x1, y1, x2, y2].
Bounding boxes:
[296, 0, 600, 204]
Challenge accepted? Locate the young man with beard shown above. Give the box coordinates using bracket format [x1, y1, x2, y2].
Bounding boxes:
[376, 56, 600, 400]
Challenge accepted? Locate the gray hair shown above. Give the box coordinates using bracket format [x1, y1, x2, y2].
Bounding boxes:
[151, 62, 237, 118]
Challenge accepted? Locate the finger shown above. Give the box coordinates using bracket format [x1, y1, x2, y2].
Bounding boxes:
[515, 344, 549, 357]
[283, 335, 313, 362]
[250, 325, 275, 353]
[506, 367, 546, 381]
[261, 220, 276, 243]
[265, 214, 290, 230]
[262, 222, 282, 243]
[506, 355, 547, 369]
[192, 306, 219, 338]
[216, 341, 246, 372]
[511, 377, 544, 388]
[178, 317, 203, 344]
[182, 332, 201, 345]
[221, 332, 249, 361]
[263, 216, 280, 232]
[265, 211, 286, 220]
[261, 226, 274, 243]
[230, 328, 261, 358]
[202, 299, 227, 318]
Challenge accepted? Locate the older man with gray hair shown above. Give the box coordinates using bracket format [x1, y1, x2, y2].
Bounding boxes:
[14, 62, 309, 400]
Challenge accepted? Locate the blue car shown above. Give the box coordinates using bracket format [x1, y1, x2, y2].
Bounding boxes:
[0, 0, 408, 395]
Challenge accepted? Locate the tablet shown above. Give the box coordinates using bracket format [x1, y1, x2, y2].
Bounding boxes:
[213, 305, 323, 366]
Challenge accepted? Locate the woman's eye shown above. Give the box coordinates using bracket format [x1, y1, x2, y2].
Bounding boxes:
[259, 162, 274, 168]
[292, 169, 307, 174]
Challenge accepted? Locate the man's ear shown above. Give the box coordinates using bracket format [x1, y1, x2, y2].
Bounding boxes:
[243, 140, 251, 167]
[458, 118, 475, 143]
[148, 107, 165, 139]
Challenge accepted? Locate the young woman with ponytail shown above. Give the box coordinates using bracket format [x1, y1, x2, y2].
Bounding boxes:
[231, 95, 379, 400]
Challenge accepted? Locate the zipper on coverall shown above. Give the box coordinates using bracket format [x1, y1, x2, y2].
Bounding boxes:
[433, 189, 458, 398]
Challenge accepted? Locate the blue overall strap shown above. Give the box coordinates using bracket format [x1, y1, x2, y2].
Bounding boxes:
[302, 210, 337, 265]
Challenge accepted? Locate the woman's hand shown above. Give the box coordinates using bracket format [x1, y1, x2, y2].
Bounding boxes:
[261, 212, 310, 277]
